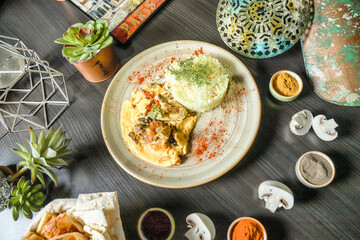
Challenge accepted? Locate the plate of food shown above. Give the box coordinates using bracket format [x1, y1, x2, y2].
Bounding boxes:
[101, 40, 261, 188]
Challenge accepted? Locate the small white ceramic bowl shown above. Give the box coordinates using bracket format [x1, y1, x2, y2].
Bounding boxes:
[138, 208, 175, 240]
[227, 217, 267, 240]
[269, 70, 303, 101]
[295, 151, 336, 188]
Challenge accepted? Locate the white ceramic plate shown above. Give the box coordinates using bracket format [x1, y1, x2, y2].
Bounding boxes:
[101, 41, 261, 188]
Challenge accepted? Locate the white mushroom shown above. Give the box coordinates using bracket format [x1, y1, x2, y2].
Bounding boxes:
[312, 115, 338, 141]
[185, 213, 216, 240]
[289, 109, 313, 135]
[258, 180, 294, 213]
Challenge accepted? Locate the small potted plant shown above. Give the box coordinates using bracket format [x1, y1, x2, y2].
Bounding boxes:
[0, 127, 73, 220]
[54, 19, 119, 82]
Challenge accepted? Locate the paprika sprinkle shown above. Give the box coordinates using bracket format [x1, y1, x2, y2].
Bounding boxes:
[229, 217, 266, 240]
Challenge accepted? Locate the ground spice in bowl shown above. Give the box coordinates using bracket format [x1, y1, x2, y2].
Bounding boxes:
[300, 153, 333, 185]
[138, 208, 174, 240]
[229, 218, 265, 240]
[272, 72, 299, 97]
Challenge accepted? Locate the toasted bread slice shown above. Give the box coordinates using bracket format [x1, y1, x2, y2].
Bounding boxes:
[36, 212, 58, 237]
[43, 213, 84, 238]
[49, 232, 89, 240]
[22, 231, 45, 240]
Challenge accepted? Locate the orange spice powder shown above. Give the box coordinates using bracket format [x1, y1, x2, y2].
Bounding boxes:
[272, 72, 299, 96]
[231, 219, 264, 240]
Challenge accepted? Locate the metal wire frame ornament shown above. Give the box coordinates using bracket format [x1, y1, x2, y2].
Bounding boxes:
[0, 35, 70, 133]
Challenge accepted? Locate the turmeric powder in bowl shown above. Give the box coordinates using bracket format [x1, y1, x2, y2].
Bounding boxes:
[269, 70, 303, 101]
[273, 72, 299, 96]
[227, 217, 267, 240]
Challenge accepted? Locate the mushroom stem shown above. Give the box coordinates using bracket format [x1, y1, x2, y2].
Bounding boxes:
[264, 195, 283, 213]
[185, 227, 199, 239]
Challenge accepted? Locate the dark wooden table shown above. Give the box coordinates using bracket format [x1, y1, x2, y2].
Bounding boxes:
[1, 0, 359, 239]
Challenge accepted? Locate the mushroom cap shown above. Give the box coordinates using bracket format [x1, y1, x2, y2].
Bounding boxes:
[258, 180, 294, 209]
[185, 213, 216, 240]
[312, 115, 338, 141]
[289, 109, 313, 136]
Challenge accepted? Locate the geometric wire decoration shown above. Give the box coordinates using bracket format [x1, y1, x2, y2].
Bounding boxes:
[0, 35, 69, 133]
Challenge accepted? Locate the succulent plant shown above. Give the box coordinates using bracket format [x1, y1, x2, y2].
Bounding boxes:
[10, 127, 74, 187]
[9, 177, 45, 220]
[54, 19, 113, 64]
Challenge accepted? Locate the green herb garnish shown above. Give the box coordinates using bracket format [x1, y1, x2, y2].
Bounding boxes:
[149, 104, 163, 119]
[168, 57, 212, 86]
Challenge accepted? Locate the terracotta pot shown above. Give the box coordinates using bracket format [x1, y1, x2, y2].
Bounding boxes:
[73, 45, 119, 83]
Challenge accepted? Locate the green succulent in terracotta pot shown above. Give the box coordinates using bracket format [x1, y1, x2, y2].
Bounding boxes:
[54, 19, 119, 82]
[54, 19, 113, 64]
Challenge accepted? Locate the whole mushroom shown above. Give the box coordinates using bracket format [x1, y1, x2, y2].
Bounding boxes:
[258, 180, 294, 213]
[185, 213, 216, 240]
[289, 109, 313, 136]
[312, 114, 338, 141]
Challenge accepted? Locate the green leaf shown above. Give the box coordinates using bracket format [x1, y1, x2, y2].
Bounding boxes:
[56, 149, 74, 158]
[78, 53, 90, 63]
[19, 195, 24, 205]
[44, 148, 57, 159]
[30, 142, 41, 159]
[13, 149, 30, 161]
[45, 128, 54, 146]
[100, 36, 113, 50]
[28, 202, 41, 212]
[67, 56, 80, 64]
[17, 177, 26, 189]
[38, 166, 57, 186]
[29, 128, 37, 145]
[31, 184, 42, 194]
[22, 181, 31, 195]
[63, 31, 77, 45]
[84, 34, 98, 45]
[53, 132, 65, 150]
[9, 198, 18, 208]
[73, 36, 87, 47]
[38, 131, 45, 153]
[46, 158, 69, 167]
[48, 128, 62, 149]
[62, 46, 83, 59]
[11, 188, 17, 197]
[16, 143, 29, 154]
[22, 204, 33, 219]
[54, 37, 72, 45]
[36, 172, 45, 188]
[12, 208, 19, 221]
[59, 139, 71, 150]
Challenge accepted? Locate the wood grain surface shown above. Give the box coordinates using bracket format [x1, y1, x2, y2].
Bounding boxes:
[0, 0, 359, 239]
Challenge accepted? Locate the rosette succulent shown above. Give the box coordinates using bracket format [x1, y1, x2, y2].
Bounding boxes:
[54, 19, 113, 64]
[10, 127, 74, 187]
[9, 177, 45, 220]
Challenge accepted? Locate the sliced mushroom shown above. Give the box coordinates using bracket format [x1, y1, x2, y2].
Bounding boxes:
[185, 213, 216, 240]
[258, 180, 294, 213]
[312, 115, 338, 141]
[289, 109, 313, 135]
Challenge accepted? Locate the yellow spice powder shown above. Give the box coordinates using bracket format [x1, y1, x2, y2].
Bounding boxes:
[272, 72, 299, 97]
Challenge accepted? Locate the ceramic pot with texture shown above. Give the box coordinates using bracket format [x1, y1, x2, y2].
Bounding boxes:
[73, 45, 119, 83]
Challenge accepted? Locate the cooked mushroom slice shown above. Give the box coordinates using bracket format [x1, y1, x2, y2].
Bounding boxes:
[289, 109, 313, 136]
[258, 180, 294, 213]
[185, 213, 216, 240]
[312, 115, 338, 141]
